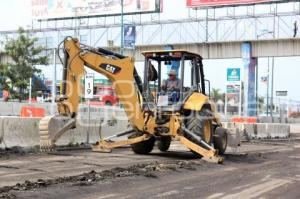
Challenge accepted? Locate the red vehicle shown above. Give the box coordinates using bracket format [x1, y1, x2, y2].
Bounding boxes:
[89, 86, 118, 106]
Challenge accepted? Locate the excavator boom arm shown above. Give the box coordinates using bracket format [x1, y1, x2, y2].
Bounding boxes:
[59, 38, 146, 131]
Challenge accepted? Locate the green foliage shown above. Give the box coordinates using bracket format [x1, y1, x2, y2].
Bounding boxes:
[211, 88, 225, 102]
[0, 27, 48, 101]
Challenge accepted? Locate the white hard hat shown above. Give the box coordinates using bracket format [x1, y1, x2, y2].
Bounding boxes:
[168, 69, 177, 75]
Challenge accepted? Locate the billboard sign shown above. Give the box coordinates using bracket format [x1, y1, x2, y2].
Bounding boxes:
[226, 84, 241, 114]
[32, 0, 161, 20]
[187, 0, 282, 7]
[227, 68, 240, 82]
[124, 24, 136, 49]
[276, 91, 288, 97]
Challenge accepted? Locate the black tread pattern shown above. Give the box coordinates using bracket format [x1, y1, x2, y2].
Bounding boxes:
[185, 109, 213, 148]
[129, 133, 155, 154]
[157, 136, 171, 152]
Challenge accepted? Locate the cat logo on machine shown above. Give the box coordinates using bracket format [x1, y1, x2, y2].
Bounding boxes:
[100, 63, 121, 74]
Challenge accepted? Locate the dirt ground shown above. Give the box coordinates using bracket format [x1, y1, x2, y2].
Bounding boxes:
[0, 141, 300, 199]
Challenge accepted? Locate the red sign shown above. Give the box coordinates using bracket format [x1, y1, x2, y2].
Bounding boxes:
[187, 0, 279, 7]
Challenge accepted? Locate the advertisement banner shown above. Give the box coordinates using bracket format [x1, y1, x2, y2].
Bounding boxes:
[226, 84, 241, 114]
[32, 0, 160, 20]
[124, 24, 136, 49]
[187, 0, 282, 7]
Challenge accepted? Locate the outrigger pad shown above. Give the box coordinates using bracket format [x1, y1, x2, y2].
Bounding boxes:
[178, 136, 224, 164]
[92, 141, 112, 153]
[202, 156, 224, 164]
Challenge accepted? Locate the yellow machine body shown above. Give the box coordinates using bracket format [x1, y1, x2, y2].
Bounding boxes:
[39, 38, 225, 163]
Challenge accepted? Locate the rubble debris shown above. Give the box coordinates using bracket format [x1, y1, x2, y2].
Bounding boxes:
[0, 160, 208, 194]
[0, 146, 40, 159]
[0, 193, 16, 199]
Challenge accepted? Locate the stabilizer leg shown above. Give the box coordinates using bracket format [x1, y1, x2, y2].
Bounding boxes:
[178, 136, 224, 163]
[92, 134, 150, 153]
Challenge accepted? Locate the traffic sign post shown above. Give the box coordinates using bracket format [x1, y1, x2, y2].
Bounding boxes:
[85, 74, 94, 99]
[85, 73, 94, 144]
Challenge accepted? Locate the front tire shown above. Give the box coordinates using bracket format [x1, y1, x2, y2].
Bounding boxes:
[129, 133, 155, 154]
[157, 136, 171, 152]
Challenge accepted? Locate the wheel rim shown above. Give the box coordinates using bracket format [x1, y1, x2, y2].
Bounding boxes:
[203, 120, 212, 143]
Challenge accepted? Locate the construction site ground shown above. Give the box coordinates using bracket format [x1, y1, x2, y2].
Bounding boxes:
[0, 140, 300, 199]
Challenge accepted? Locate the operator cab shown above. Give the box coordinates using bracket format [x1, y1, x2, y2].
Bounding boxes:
[142, 50, 208, 110]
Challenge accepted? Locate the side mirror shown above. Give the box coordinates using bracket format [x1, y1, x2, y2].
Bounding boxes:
[204, 79, 211, 98]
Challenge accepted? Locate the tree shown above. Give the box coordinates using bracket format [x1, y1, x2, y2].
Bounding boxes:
[1, 27, 48, 101]
[211, 88, 225, 102]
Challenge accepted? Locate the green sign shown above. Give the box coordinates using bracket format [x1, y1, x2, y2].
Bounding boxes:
[94, 79, 112, 85]
[227, 68, 241, 82]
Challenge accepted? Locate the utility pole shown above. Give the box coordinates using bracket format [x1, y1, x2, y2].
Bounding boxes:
[51, 49, 57, 114]
[120, 0, 124, 55]
[29, 78, 32, 104]
[256, 63, 258, 115]
[205, 8, 209, 42]
[270, 56, 275, 120]
[266, 57, 270, 116]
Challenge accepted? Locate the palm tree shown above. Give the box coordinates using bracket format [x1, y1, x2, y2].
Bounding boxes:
[211, 88, 224, 102]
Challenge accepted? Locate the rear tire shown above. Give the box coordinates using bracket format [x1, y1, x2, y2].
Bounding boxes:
[185, 109, 213, 149]
[213, 127, 228, 155]
[129, 133, 155, 154]
[157, 136, 171, 152]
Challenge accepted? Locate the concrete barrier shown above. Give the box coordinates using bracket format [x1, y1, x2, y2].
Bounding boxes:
[0, 104, 293, 148]
[0, 106, 130, 148]
[256, 123, 270, 139]
[0, 117, 40, 147]
[226, 128, 241, 148]
[254, 123, 290, 139]
[0, 102, 57, 116]
[222, 122, 291, 140]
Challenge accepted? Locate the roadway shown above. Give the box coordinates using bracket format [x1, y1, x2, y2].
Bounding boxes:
[0, 141, 300, 198]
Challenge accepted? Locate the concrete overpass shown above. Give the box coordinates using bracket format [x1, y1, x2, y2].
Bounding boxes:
[1, 38, 300, 64]
[112, 38, 300, 61]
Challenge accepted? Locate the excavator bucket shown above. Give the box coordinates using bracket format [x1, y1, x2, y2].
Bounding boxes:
[39, 116, 76, 151]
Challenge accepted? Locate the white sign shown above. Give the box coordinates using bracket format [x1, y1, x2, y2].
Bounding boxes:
[276, 91, 288, 97]
[85, 73, 94, 99]
[31, 0, 160, 20]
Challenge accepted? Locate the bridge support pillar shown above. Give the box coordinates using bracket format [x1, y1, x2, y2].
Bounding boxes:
[242, 42, 257, 117]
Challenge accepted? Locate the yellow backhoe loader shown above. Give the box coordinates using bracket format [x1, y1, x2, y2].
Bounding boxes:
[39, 37, 228, 163]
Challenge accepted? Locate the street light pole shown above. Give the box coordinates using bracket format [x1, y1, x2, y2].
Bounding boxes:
[29, 78, 32, 104]
[270, 56, 275, 120]
[120, 0, 124, 55]
[266, 57, 270, 116]
[51, 49, 57, 114]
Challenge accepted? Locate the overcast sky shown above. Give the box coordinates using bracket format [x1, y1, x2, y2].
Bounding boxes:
[0, 0, 300, 102]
